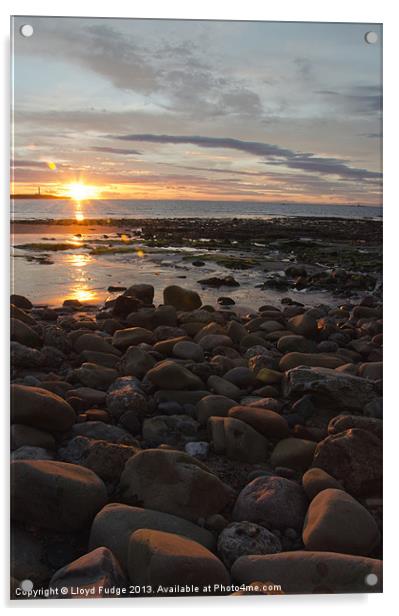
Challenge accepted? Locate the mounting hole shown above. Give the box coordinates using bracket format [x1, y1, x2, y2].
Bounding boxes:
[20, 24, 34, 38]
[365, 31, 378, 45]
[20, 579, 33, 592]
[365, 573, 378, 586]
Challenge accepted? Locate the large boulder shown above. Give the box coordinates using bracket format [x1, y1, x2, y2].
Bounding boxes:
[119, 449, 233, 522]
[11, 460, 107, 531]
[283, 366, 377, 411]
[302, 488, 380, 556]
[228, 406, 289, 439]
[209, 417, 268, 463]
[128, 529, 230, 589]
[233, 475, 308, 531]
[147, 360, 203, 390]
[49, 547, 126, 598]
[231, 551, 382, 594]
[163, 285, 202, 311]
[312, 428, 382, 497]
[89, 503, 215, 570]
[11, 385, 75, 432]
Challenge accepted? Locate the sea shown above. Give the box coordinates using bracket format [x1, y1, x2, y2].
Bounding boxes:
[11, 199, 382, 221]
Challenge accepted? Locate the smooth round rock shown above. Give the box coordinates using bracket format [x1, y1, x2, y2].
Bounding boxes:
[302, 468, 342, 500]
[49, 547, 126, 597]
[147, 360, 203, 390]
[11, 385, 75, 433]
[233, 475, 308, 530]
[228, 406, 289, 439]
[231, 551, 382, 594]
[270, 438, 316, 472]
[163, 286, 202, 312]
[112, 327, 155, 350]
[173, 341, 204, 362]
[277, 335, 315, 354]
[11, 460, 107, 531]
[128, 529, 229, 588]
[196, 394, 236, 425]
[11, 424, 56, 451]
[302, 488, 380, 556]
[89, 503, 215, 570]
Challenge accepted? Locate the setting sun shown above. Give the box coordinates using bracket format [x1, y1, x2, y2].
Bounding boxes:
[66, 182, 100, 201]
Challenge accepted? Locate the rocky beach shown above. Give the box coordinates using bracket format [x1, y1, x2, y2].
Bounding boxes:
[10, 215, 383, 598]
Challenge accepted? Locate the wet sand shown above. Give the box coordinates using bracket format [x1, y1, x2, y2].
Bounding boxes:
[11, 216, 382, 309]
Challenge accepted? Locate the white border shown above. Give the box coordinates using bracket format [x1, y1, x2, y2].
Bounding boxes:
[1, 0, 397, 613]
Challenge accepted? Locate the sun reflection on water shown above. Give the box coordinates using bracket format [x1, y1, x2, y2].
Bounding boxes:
[66, 253, 92, 268]
[74, 201, 85, 222]
[71, 287, 98, 303]
[63, 252, 97, 303]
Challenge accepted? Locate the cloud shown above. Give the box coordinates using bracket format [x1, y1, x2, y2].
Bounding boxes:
[90, 146, 142, 155]
[360, 132, 382, 139]
[112, 133, 382, 182]
[15, 19, 266, 121]
[11, 160, 48, 168]
[268, 155, 382, 181]
[114, 133, 295, 158]
[294, 57, 314, 82]
[316, 86, 382, 115]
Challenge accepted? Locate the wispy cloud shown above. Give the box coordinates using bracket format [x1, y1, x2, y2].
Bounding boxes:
[90, 146, 142, 155]
[316, 85, 382, 115]
[112, 133, 382, 182]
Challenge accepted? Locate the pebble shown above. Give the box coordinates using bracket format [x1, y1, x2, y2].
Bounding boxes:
[9, 287, 383, 595]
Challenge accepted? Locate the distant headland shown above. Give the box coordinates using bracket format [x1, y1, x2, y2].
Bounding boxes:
[10, 193, 67, 200]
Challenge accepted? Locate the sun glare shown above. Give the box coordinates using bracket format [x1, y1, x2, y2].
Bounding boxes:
[66, 182, 99, 201]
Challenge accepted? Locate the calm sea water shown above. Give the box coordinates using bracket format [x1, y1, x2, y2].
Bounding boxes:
[11, 199, 382, 221]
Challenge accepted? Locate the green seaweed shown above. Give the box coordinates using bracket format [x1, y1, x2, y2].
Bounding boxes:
[15, 242, 86, 251]
[182, 253, 259, 269]
[90, 245, 149, 255]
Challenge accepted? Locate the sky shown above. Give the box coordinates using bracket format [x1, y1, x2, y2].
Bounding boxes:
[11, 17, 382, 204]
